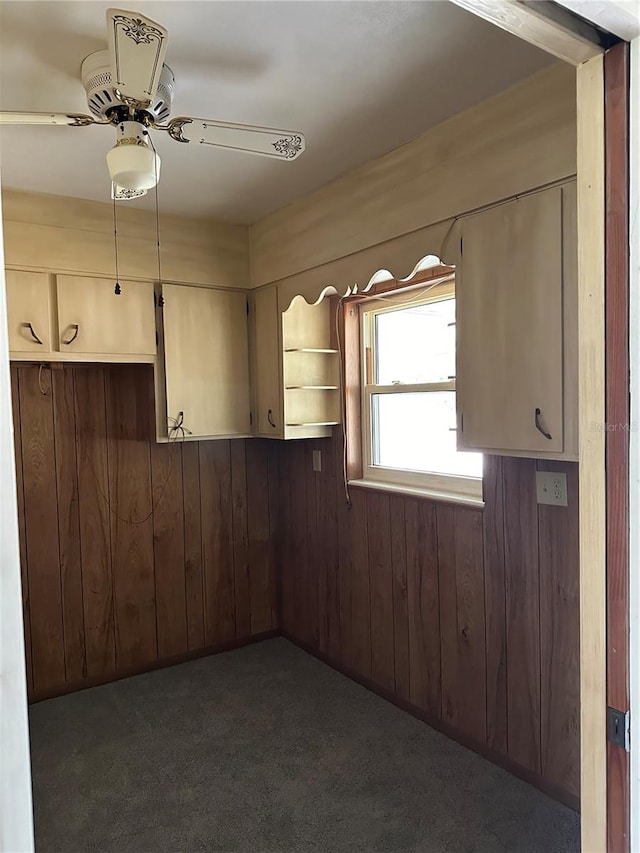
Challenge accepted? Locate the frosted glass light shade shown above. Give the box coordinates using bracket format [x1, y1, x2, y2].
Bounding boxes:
[106, 143, 161, 191]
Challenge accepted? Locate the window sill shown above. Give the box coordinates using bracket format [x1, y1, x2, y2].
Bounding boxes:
[348, 478, 485, 509]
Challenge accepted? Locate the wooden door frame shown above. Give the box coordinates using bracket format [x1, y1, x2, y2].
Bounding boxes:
[627, 33, 640, 853]
[604, 41, 630, 853]
[447, 3, 637, 851]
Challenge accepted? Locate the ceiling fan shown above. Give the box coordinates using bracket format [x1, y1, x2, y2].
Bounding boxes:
[0, 8, 306, 200]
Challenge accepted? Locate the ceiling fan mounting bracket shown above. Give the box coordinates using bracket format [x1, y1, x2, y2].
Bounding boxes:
[80, 49, 174, 124]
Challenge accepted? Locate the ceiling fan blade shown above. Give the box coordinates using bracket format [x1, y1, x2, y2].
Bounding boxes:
[111, 184, 147, 200]
[0, 111, 107, 127]
[107, 8, 168, 105]
[162, 117, 306, 161]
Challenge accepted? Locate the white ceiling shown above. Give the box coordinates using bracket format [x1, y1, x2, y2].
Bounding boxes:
[0, 1, 553, 224]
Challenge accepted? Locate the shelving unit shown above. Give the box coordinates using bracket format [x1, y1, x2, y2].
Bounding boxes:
[284, 347, 339, 354]
[282, 297, 341, 439]
[253, 287, 342, 440]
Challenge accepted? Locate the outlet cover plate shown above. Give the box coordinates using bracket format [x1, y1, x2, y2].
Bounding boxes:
[535, 471, 568, 507]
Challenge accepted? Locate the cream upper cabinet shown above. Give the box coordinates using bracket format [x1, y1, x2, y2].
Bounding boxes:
[56, 275, 156, 356]
[6, 271, 52, 354]
[252, 285, 341, 440]
[157, 283, 251, 439]
[253, 285, 284, 437]
[456, 182, 577, 460]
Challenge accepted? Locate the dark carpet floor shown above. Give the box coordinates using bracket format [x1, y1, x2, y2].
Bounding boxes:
[29, 638, 580, 853]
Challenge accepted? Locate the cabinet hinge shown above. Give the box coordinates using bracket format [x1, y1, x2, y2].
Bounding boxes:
[607, 706, 630, 752]
[155, 331, 159, 347]
[460, 236, 463, 256]
[158, 294, 165, 308]
[249, 412, 253, 426]
[246, 300, 250, 316]
[460, 412, 464, 433]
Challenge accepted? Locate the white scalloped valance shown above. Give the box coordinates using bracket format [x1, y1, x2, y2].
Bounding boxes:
[274, 217, 460, 310]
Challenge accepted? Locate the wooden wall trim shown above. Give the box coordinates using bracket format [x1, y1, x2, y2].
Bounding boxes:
[249, 64, 576, 287]
[605, 41, 631, 853]
[11, 364, 279, 702]
[2, 189, 250, 289]
[577, 54, 607, 853]
[282, 630, 580, 812]
[276, 431, 580, 806]
[29, 630, 279, 704]
[448, 0, 606, 65]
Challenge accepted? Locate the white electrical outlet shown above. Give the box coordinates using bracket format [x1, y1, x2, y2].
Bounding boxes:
[312, 450, 322, 472]
[535, 471, 568, 507]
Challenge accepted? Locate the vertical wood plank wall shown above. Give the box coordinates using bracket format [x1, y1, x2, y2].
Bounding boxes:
[11, 361, 579, 809]
[277, 430, 580, 808]
[11, 363, 278, 702]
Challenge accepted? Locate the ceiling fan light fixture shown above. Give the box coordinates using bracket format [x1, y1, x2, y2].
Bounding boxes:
[106, 120, 160, 190]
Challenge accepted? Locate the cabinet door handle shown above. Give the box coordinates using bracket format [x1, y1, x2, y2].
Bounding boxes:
[535, 407, 552, 440]
[24, 322, 44, 345]
[62, 323, 79, 345]
[267, 409, 276, 428]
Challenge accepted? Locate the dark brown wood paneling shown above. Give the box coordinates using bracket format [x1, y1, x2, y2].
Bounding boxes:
[74, 367, 116, 679]
[334, 429, 353, 669]
[538, 460, 580, 799]
[19, 365, 66, 693]
[12, 364, 276, 701]
[482, 455, 508, 755]
[437, 504, 486, 741]
[200, 440, 236, 645]
[278, 442, 295, 633]
[276, 429, 580, 806]
[367, 491, 394, 691]
[437, 504, 458, 724]
[605, 41, 630, 853]
[391, 497, 410, 702]
[305, 442, 320, 648]
[246, 439, 274, 634]
[150, 441, 188, 658]
[105, 367, 157, 670]
[10, 365, 33, 694]
[324, 437, 340, 658]
[182, 442, 204, 650]
[503, 456, 541, 774]
[230, 440, 251, 638]
[266, 441, 279, 629]
[289, 440, 310, 644]
[405, 498, 440, 716]
[349, 488, 371, 678]
[52, 367, 86, 682]
[453, 507, 486, 743]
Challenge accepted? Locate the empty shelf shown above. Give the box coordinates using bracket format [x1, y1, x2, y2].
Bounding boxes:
[284, 348, 339, 354]
[285, 385, 340, 390]
[286, 421, 340, 427]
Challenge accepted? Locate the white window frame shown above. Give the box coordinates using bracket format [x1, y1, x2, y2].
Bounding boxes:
[359, 282, 483, 503]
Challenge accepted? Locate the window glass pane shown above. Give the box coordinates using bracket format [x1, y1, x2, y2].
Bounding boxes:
[375, 297, 455, 385]
[372, 391, 482, 478]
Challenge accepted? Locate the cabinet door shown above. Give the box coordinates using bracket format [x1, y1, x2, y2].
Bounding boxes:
[56, 275, 156, 356]
[254, 286, 283, 436]
[457, 187, 564, 454]
[162, 284, 251, 437]
[6, 271, 52, 353]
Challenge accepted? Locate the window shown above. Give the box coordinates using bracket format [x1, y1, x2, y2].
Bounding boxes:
[360, 280, 482, 501]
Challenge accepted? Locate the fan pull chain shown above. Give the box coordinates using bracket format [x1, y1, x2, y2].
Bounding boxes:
[147, 132, 163, 287]
[112, 194, 121, 295]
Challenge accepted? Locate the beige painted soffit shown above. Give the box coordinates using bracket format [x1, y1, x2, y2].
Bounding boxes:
[448, 0, 608, 65]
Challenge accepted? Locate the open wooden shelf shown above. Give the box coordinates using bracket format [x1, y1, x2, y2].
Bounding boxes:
[286, 421, 340, 427]
[284, 347, 339, 354]
[285, 385, 340, 390]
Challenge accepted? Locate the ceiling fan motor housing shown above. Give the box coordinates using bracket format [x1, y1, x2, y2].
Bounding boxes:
[81, 50, 175, 123]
